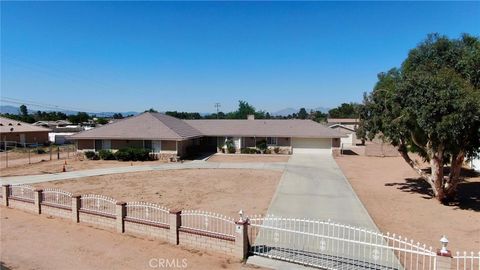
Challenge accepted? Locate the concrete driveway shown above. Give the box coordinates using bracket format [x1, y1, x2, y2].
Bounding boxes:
[264, 153, 377, 229]
[247, 153, 382, 269]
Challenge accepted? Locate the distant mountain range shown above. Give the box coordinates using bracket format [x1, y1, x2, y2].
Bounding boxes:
[1, 104, 330, 118]
[271, 107, 330, 116]
[0, 105, 138, 118]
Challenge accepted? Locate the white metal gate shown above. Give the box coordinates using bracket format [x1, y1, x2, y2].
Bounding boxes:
[249, 216, 437, 270]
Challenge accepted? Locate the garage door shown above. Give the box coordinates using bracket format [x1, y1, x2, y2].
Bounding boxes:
[291, 138, 332, 154]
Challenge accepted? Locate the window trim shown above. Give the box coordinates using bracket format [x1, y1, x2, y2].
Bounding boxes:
[267, 137, 277, 146]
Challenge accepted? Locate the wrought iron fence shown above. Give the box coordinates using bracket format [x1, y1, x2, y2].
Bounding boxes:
[249, 215, 436, 270]
[80, 194, 116, 216]
[42, 188, 72, 208]
[125, 202, 169, 226]
[8, 184, 35, 202]
[453, 252, 480, 270]
[181, 210, 235, 238]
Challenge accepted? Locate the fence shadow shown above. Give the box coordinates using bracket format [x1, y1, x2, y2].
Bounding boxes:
[385, 174, 480, 212]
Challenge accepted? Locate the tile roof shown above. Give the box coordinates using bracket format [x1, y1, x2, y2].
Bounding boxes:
[69, 112, 203, 140]
[0, 116, 51, 133]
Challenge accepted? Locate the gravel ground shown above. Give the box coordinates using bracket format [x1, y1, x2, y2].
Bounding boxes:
[335, 155, 480, 252]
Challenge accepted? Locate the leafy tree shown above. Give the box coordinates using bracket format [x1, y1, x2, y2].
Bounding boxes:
[19, 105, 28, 116]
[145, 108, 158, 113]
[96, 117, 109, 125]
[310, 110, 327, 123]
[112, 113, 124, 119]
[165, 111, 202, 119]
[297, 108, 308, 119]
[328, 103, 361, 118]
[359, 33, 480, 203]
[68, 112, 90, 124]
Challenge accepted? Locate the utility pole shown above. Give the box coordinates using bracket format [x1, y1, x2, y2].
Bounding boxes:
[214, 103, 221, 119]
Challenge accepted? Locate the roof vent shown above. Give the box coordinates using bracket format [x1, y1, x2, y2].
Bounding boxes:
[247, 114, 255, 120]
[17, 123, 21, 126]
[8, 123, 13, 126]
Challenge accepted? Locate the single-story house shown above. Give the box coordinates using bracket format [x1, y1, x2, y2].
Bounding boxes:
[69, 112, 345, 159]
[327, 118, 360, 146]
[0, 116, 51, 145]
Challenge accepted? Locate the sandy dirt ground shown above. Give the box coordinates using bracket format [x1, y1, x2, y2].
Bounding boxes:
[207, 154, 290, 163]
[33, 169, 282, 217]
[0, 207, 263, 270]
[0, 158, 168, 177]
[335, 155, 480, 252]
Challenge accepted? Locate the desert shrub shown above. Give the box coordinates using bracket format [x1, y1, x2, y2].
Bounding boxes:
[256, 140, 267, 153]
[114, 148, 151, 161]
[84, 151, 99, 160]
[227, 145, 236, 154]
[273, 147, 280, 154]
[98, 149, 116, 160]
[241, 148, 257, 154]
[35, 149, 46, 154]
[265, 149, 272, 154]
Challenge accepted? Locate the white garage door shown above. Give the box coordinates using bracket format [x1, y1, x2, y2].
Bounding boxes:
[292, 138, 332, 154]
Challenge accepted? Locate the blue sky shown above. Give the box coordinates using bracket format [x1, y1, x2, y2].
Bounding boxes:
[1, 1, 479, 113]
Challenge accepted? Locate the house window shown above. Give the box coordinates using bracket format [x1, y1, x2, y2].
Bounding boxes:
[267, 137, 277, 145]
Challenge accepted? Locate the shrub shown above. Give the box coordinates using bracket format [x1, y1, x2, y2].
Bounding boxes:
[273, 147, 280, 154]
[265, 149, 272, 154]
[241, 148, 257, 154]
[256, 140, 267, 153]
[98, 149, 115, 160]
[84, 151, 99, 160]
[227, 145, 236, 154]
[114, 148, 151, 161]
[36, 149, 46, 154]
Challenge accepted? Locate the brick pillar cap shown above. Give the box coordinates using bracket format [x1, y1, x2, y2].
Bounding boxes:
[116, 201, 127, 205]
[169, 209, 182, 214]
[72, 194, 81, 198]
[436, 250, 452, 257]
[34, 188, 43, 192]
[2, 184, 10, 187]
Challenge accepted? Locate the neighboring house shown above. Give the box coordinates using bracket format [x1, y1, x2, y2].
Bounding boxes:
[33, 120, 72, 129]
[327, 118, 360, 146]
[329, 124, 357, 146]
[69, 112, 345, 159]
[327, 118, 359, 130]
[33, 120, 84, 144]
[0, 116, 51, 145]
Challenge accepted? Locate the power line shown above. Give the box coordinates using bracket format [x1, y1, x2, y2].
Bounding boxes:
[214, 102, 221, 119]
[1, 97, 97, 113]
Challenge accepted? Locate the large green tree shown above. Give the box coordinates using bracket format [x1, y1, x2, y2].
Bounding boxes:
[359, 34, 480, 203]
[328, 103, 361, 118]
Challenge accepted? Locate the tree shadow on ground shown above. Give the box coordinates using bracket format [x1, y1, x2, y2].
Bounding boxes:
[340, 150, 358, 156]
[385, 168, 480, 212]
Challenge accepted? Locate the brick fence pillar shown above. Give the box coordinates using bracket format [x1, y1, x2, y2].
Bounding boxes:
[234, 219, 249, 260]
[1, 185, 9, 206]
[116, 201, 126, 233]
[169, 210, 181, 245]
[34, 188, 43, 214]
[72, 195, 81, 223]
[435, 250, 452, 270]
